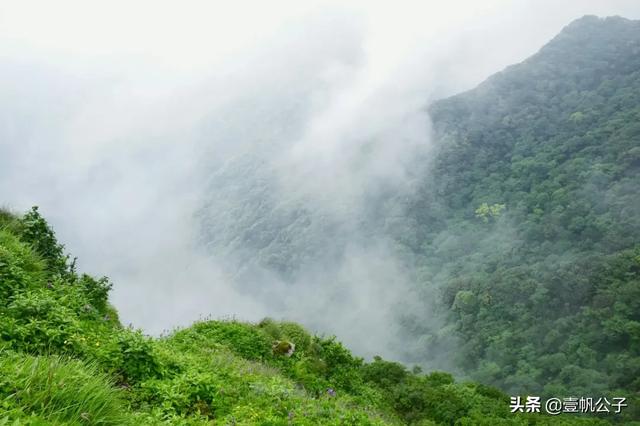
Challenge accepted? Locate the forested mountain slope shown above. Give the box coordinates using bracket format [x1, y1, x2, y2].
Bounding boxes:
[403, 15, 640, 412]
[1, 13, 638, 425]
[193, 16, 640, 416]
[1, 207, 610, 425]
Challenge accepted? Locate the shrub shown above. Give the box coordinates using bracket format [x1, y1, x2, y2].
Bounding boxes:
[310, 336, 364, 393]
[0, 287, 84, 354]
[185, 321, 272, 360]
[116, 329, 164, 383]
[0, 208, 17, 230]
[16, 207, 71, 278]
[279, 321, 312, 353]
[78, 274, 113, 313]
[0, 230, 46, 301]
[361, 356, 408, 389]
[258, 317, 282, 340]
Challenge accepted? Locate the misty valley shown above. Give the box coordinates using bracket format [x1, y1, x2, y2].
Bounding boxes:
[1, 8, 639, 426]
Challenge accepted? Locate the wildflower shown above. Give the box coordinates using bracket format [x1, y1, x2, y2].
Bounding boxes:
[327, 388, 336, 397]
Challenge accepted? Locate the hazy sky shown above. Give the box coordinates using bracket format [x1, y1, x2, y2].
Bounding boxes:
[1, 0, 639, 359]
[3, 1, 639, 87]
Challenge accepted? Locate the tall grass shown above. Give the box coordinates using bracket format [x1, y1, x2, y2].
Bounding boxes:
[0, 352, 128, 425]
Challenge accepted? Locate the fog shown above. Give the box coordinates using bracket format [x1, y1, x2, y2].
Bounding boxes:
[1, 0, 639, 363]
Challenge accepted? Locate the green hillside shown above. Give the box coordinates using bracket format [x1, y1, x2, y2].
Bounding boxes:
[2, 14, 639, 426]
[0, 207, 613, 425]
[396, 15, 640, 419]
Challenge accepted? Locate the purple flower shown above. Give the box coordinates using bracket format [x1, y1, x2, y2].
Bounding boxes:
[327, 388, 336, 397]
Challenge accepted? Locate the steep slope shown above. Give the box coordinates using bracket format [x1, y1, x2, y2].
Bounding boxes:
[2, 14, 639, 425]
[402, 15, 640, 413]
[192, 16, 640, 420]
[2, 207, 608, 425]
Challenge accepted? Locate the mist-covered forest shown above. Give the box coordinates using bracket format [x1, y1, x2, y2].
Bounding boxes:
[413, 16, 640, 399]
[197, 14, 640, 403]
[1, 3, 639, 425]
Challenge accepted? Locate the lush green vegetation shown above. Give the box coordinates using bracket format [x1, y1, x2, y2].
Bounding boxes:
[1, 207, 615, 424]
[389, 15, 640, 422]
[3, 14, 638, 426]
[193, 20, 640, 421]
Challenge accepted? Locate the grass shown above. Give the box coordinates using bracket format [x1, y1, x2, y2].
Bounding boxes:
[0, 352, 127, 425]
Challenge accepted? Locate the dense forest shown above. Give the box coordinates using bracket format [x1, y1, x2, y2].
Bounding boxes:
[400, 15, 640, 417]
[196, 16, 640, 416]
[1, 207, 614, 424]
[1, 14, 639, 425]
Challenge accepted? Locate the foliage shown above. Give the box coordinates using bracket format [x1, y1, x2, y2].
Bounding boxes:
[1, 207, 616, 424]
[0, 230, 45, 301]
[0, 352, 128, 425]
[385, 17, 640, 423]
[475, 203, 506, 222]
[2, 15, 639, 425]
[15, 206, 73, 278]
[190, 17, 640, 423]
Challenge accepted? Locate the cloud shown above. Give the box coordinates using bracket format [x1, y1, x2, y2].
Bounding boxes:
[1, 0, 639, 363]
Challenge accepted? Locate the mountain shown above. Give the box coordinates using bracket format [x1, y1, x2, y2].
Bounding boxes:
[193, 16, 640, 410]
[0, 207, 606, 425]
[1, 14, 639, 425]
[399, 14, 640, 412]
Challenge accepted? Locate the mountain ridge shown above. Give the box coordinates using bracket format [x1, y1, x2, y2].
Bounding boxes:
[398, 14, 640, 418]
[1, 14, 639, 424]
